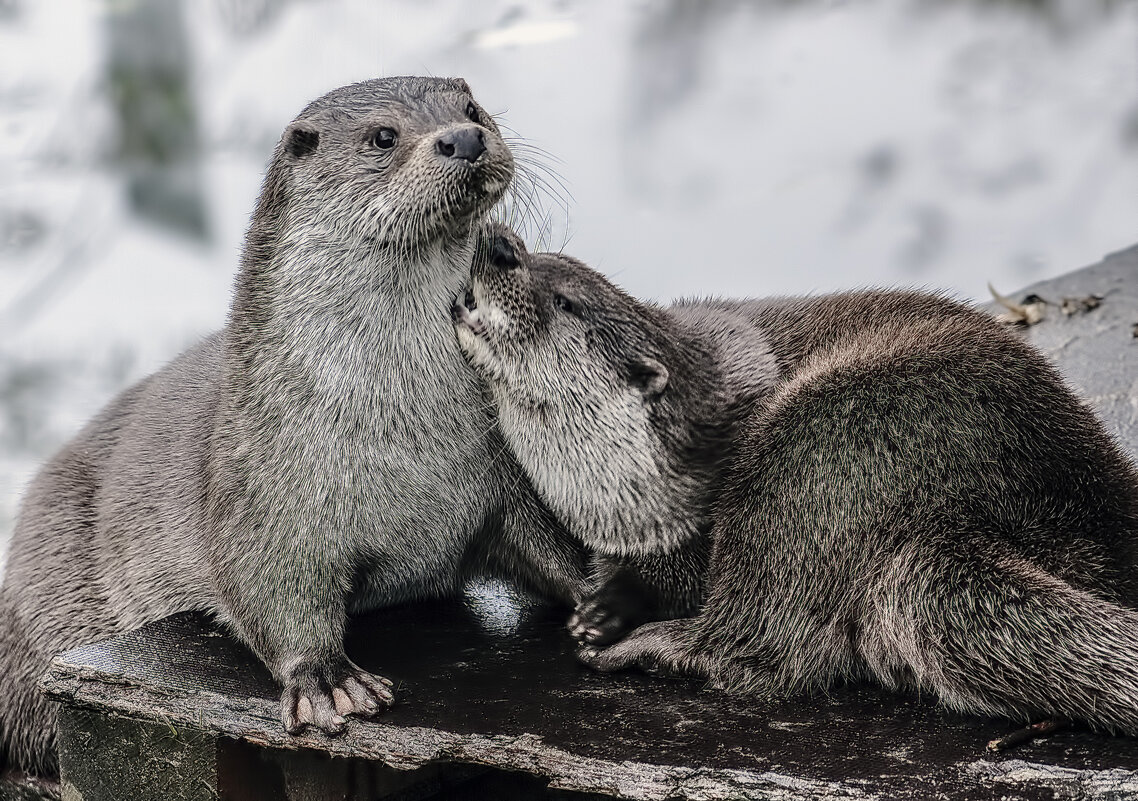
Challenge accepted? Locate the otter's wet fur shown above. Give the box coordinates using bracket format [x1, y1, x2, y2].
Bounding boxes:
[0, 79, 585, 778]
[455, 226, 1138, 735]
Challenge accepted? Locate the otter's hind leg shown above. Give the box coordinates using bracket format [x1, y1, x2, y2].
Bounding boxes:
[0, 596, 60, 777]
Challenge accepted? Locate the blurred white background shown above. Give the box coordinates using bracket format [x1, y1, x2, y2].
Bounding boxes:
[2, 0, 1137, 553]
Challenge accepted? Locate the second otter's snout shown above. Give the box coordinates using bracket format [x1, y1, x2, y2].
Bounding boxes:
[489, 233, 521, 271]
[436, 125, 487, 163]
[470, 224, 524, 282]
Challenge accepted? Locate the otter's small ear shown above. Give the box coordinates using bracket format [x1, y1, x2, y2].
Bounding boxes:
[284, 123, 320, 159]
[629, 357, 668, 399]
[450, 77, 473, 94]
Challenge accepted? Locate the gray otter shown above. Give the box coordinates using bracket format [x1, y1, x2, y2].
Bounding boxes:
[0, 78, 585, 778]
[455, 225, 1138, 735]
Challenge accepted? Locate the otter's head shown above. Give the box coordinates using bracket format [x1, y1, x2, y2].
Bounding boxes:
[246, 76, 514, 272]
[453, 225, 719, 556]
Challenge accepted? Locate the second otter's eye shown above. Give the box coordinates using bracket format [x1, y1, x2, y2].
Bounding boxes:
[465, 102, 480, 123]
[371, 128, 398, 149]
[553, 294, 578, 316]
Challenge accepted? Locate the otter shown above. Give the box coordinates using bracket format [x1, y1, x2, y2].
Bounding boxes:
[0, 79, 585, 778]
[454, 225, 1138, 736]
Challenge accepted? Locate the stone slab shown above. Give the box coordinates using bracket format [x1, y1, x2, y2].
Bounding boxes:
[994, 242, 1138, 458]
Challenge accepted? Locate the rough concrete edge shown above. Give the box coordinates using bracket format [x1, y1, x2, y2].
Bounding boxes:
[966, 759, 1138, 798]
[983, 241, 1138, 312]
[1020, 242, 1138, 293]
[40, 663, 870, 801]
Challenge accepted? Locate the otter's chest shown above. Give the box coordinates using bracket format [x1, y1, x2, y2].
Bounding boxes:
[272, 317, 506, 545]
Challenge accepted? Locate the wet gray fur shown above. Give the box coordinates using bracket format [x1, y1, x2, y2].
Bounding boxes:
[456, 226, 1138, 735]
[0, 78, 585, 778]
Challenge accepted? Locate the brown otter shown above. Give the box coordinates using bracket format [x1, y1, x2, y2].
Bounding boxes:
[454, 224, 1138, 735]
[0, 79, 585, 778]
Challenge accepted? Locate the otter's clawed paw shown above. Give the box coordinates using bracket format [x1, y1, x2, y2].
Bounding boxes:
[568, 596, 635, 646]
[281, 659, 394, 736]
[576, 641, 643, 673]
[576, 620, 698, 679]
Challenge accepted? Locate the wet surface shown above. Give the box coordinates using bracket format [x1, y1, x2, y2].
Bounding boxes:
[361, 588, 1138, 785]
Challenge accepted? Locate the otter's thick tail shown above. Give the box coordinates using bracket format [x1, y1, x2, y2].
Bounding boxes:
[862, 542, 1138, 734]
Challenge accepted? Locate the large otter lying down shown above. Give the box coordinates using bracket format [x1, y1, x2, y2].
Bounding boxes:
[454, 224, 1138, 735]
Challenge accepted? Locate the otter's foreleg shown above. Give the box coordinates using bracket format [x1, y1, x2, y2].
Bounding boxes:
[569, 562, 660, 646]
[276, 649, 395, 736]
[209, 515, 393, 735]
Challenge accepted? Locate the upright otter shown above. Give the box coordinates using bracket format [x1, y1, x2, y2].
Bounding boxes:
[0, 79, 585, 778]
[454, 225, 1138, 735]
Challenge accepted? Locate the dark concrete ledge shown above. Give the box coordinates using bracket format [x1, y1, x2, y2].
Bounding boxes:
[13, 245, 1138, 800]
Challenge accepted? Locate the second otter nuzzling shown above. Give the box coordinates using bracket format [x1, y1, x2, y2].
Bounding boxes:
[455, 224, 1138, 735]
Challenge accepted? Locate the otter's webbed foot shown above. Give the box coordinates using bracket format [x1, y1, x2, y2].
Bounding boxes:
[577, 619, 701, 679]
[568, 576, 656, 645]
[281, 657, 394, 735]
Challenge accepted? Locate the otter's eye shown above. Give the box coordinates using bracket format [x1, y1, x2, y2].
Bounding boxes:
[371, 128, 398, 149]
[553, 294, 578, 315]
[465, 102, 480, 123]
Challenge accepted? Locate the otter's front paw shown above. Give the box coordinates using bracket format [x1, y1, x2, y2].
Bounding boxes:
[576, 620, 693, 678]
[281, 658, 394, 735]
[576, 641, 645, 673]
[568, 595, 637, 646]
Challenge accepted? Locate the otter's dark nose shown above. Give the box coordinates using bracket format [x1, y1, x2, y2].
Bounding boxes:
[489, 235, 520, 271]
[436, 127, 486, 163]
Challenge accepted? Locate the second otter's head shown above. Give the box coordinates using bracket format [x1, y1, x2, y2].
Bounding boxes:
[246, 76, 515, 272]
[453, 225, 721, 556]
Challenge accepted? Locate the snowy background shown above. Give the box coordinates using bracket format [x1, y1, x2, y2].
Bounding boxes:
[2, 0, 1137, 557]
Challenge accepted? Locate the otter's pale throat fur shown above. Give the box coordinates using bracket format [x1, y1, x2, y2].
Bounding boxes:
[455, 224, 1138, 736]
[0, 79, 585, 779]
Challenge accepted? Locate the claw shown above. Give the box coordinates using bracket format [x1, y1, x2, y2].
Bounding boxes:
[280, 659, 394, 735]
[568, 597, 634, 646]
